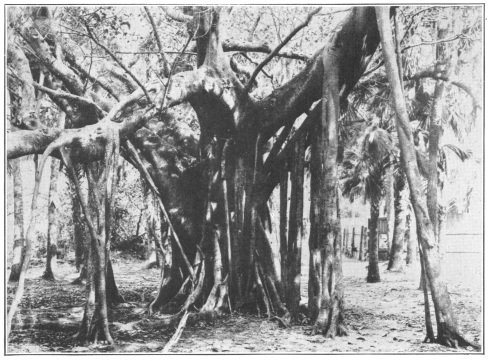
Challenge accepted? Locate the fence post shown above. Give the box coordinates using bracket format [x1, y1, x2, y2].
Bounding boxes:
[351, 227, 356, 258]
[359, 226, 364, 261]
[343, 228, 347, 252]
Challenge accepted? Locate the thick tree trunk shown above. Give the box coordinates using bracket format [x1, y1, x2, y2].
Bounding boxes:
[307, 45, 347, 337]
[388, 177, 408, 271]
[9, 158, 25, 282]
[367, 198, 381, 283]
[376, 7, 477, 348]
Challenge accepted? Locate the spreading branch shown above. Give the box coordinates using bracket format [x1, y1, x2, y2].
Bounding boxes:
[243, 7, 321, 92]
[33, 82, 106, 117]
[402, 34, 464, 53]
[83, 22, 154, 104]
[410, 70, 481, 110]
[144, 6, 171, 77]
[160, 6, 193, 23]
[64, 52, 120, 101]
[222, 40, 309, 61]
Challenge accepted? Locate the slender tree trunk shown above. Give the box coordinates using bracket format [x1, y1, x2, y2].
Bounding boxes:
[279, 168, 288, 289]
[42, 156, 60, 280]
[388, 177, 408, 271]
[385, 165, 394, 254]
[405, 211, 416, 266]
[359, 226, 365, 261]
[367, 198, 381, 283]
[419, 246, 436, 342]
[9, 158, 25, 282]
[285, 131, 305, 319]
[71, 183, 89, 284]
[376, 7, 477, 348]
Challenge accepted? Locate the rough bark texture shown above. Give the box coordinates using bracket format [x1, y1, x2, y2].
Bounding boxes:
[285, 132, 305, 319]
[9, 158, 25, 282]
[367, 198, 381, 283]
[376, 7, 477, 348]
[385, 165, 395, 254]
[387, 176, 408, 271]
[307, 38, 347, 336]
[42, 157, 60, 281]
[405, 212, 416, 266]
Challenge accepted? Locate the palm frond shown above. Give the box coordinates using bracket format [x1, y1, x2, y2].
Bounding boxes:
[442, 144, 472, 162]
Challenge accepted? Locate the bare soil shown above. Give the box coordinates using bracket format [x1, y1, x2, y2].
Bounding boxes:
[7, 252, 482, 354]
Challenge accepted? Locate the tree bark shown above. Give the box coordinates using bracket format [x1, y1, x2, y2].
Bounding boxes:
[405, 211, 416, 266]
[387, 176, 408, 271]
[385, 165, 395, 254]
[376, 7, 477, 348]
[307, 40, 347, 337]
[9, 158, 25, 282]
[359, 226, 365, 261]
[367, 198, 381, 283]
[285, 132, 305, 319]
[42, 156, 60, 281]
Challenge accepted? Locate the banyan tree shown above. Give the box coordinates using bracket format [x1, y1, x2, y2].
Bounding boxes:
[6, 5, 477, 349]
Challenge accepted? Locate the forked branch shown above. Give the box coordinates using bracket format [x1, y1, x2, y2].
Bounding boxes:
[244, 7, 321, 92]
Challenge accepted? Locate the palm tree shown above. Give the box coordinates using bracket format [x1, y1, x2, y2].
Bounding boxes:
[341, 126, 393, 283]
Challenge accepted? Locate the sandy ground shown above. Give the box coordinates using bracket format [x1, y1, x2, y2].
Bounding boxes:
[6, 252, 482, 354]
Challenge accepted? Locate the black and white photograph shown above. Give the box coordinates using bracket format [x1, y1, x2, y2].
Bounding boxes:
[5, 4, 484, 354]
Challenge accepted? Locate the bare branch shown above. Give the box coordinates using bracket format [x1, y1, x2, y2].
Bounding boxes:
[244, 7, 321, 93]
[160, 26, 197, 110]
[144, 6, 171, 77]
[160, 6, 193, 22]
[33, 82, 106, 117]
[64, 52, 120, 101]
[410, 70, 481, 110]
[402, 34, 462, 53]
[222, 40, 308, 61]
[115, 51, 197, 56]
[83, 21, 154, 105]
[248, 11, 263, 41]
[19, 27, 85, 96]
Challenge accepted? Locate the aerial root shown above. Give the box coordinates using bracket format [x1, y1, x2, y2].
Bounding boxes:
[161, 311, 190, 353]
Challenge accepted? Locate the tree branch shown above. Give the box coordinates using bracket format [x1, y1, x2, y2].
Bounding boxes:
[64, 52, 120, 101]
[244, 7, 321, 93]
[144, 6, 171, 77]
[83, 22, 154, 105]
[222, 40, 309, 61]
[401, 34, 462, 53]
[33, 82, 106, 117]
[410, 70, 481, 110]
[160, 6, 193, 22]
